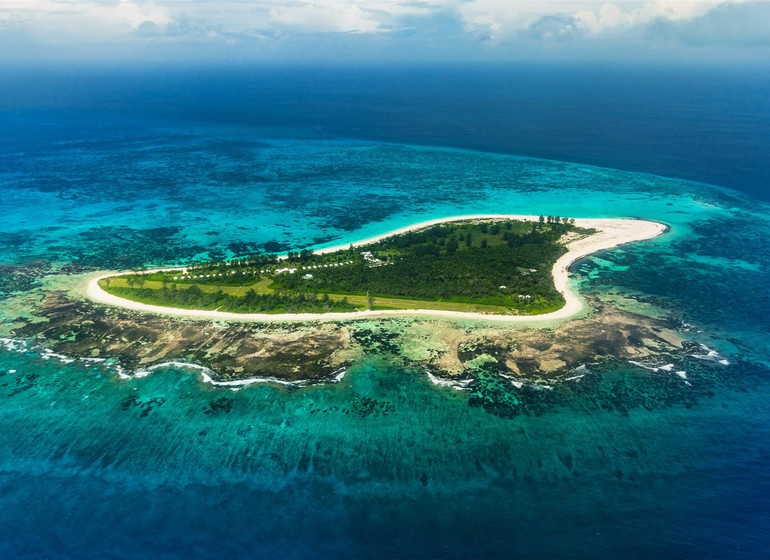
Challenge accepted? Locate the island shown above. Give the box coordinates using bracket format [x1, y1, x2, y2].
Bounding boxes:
[88, 214, 667, 322]
[6, 213, 698, 402]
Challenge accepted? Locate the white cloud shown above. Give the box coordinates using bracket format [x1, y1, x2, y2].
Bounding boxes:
[268, 1, 382, 33]
[573, 0, 737, 34]
[114, 0, 171, 29]
[1, 0, 171, 27]
[459, 0, 520, 41]
[0, 0, 172, 41]
[452, 0, 765, 47]
[0, 0, 767, 58]
[0, 0, 448, 37]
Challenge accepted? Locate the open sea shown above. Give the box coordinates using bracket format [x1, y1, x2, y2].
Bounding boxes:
[1, 63, 769, 559]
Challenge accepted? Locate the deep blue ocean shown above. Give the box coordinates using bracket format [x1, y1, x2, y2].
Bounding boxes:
[1, 63, 769, 559]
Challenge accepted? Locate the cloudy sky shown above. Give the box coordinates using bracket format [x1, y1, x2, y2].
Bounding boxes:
[1, 0, 769, 61]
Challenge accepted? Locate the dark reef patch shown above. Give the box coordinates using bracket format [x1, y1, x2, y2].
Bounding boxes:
[203, 397, 235, 415]
[69, 225, 206, 269]
[0, 261, 51, 299]
[6, 371, 40, 398]
[307, 393, 395, 418]
[260, 241, 291, 253]
[10, 291, 351, 383]
[462, 355, 764, 420]
[351, 326, 401, 355]
[120, 394, 166, 417]
[352, 394, 396, 418]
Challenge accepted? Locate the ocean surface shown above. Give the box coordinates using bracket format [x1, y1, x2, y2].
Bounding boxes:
[1, 63, 769, 559]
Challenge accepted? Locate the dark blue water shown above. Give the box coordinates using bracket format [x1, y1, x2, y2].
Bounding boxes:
[2, 62, 769, 200]
[1, 64, 769, 559]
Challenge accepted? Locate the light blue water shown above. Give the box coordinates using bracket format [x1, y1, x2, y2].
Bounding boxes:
[1, 75, 770, 558]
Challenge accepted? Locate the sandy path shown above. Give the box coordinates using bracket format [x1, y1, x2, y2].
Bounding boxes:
[85, 215, 666, 324]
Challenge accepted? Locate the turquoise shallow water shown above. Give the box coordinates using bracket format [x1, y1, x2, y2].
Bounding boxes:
[1, 348, 769, 559]
[2, 115, 770, 558]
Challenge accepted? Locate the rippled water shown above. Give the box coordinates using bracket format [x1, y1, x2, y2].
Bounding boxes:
[1, 109, 769, 558]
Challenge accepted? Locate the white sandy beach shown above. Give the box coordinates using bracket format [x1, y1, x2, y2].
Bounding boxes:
[85, 215, 667, 324]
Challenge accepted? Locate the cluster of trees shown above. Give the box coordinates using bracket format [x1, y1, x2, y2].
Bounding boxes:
[286, 249, 315, 262]
[145, 253, 282, 286]
[147, 248, 358, 287]
[106, 285, 356, 314]
[373, 220, 570, 255]
[124, 276, 146, 288]
[538, 215, 576, 232]
[275, 227, 568, 309]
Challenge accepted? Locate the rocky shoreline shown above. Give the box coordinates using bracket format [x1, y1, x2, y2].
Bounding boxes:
[7, 282, 697, 389]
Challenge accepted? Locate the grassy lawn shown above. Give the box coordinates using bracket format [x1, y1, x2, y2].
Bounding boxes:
[99, 278, 530, 314]
[102, 277, 275, 297]
[336, 294, 522, 314]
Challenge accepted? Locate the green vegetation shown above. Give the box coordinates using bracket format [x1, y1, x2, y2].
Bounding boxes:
[99, 218, 593, 315]
[103, 285, 356, 314]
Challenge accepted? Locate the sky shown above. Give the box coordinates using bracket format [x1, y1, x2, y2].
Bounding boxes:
[1, 0, 769, 62]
